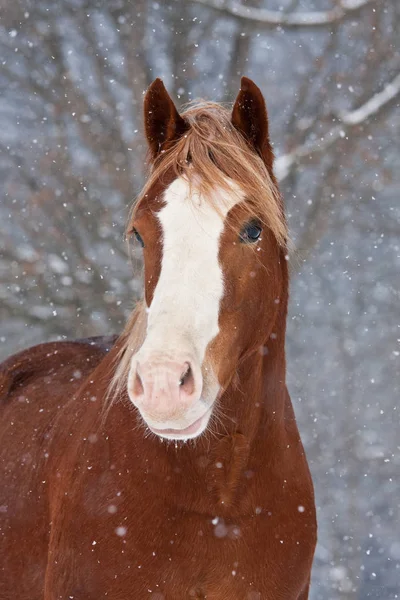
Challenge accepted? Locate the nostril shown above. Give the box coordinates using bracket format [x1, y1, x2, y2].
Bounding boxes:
[133, 364, 144, 397]
[179, 362, 195, 396]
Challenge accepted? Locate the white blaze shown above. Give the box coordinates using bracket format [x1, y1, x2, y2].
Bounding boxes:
[127, 176, 244, 438]
[143, 177, 239, 381]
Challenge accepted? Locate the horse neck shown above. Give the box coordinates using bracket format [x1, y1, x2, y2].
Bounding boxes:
[188, 270, 292, 511]
[224, 256, 289, 437]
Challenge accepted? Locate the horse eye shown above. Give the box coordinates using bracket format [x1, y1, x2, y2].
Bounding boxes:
[133, 229, 144, 248]
[240, 221, 262, 244]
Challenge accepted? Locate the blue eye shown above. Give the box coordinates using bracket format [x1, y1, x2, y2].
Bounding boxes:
[133, 229, 144, 248]
[240, 221, 262, 244]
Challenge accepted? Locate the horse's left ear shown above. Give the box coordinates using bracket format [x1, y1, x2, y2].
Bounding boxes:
[143, 78, 188, 160]
[231, 77, 274, 177]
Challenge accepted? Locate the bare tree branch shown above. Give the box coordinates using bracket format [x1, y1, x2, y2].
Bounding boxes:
[276, 72, 400, 181]
[190, 0, 377, 28]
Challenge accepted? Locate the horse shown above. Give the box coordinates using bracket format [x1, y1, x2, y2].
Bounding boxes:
[0, 77, 316, 599]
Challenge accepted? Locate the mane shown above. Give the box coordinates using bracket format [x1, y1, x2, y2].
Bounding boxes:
[130, 101, 287, 244]
[107, 101, 287, 405]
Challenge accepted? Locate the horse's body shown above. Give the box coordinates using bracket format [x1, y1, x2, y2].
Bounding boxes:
[0, 78, 316, 599]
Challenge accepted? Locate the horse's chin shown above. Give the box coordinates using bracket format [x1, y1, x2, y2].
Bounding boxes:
[143, 405, 214, 441]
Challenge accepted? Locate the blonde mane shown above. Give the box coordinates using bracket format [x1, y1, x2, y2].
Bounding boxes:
[107, 101, 287, 404]
[130, 101, 286, 242]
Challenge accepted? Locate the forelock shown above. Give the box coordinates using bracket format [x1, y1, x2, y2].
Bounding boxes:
[130, 101, 287, 246]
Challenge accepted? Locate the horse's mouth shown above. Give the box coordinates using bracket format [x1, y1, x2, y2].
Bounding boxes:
[147, 407, 212, 440]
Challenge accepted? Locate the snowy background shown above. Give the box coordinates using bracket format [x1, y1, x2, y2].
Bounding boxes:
[0, 0, 399, 597]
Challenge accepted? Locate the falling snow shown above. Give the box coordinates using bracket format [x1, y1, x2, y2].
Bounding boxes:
[0, 1, 399, 598]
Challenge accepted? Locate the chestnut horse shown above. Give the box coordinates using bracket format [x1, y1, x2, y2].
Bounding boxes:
[0, 78, 316, 599]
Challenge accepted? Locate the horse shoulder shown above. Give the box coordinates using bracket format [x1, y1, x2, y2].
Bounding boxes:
[0, 335, 117, 405]
[0, 335, 119, 600]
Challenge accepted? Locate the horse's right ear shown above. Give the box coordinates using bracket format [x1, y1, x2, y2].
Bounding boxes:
[143, 79, 188, 160]
[231, 77, 274, 177]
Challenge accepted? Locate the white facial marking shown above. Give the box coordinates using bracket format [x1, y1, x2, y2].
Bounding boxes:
[129, 176, 243, 438]
[147, 177, 239, 363]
